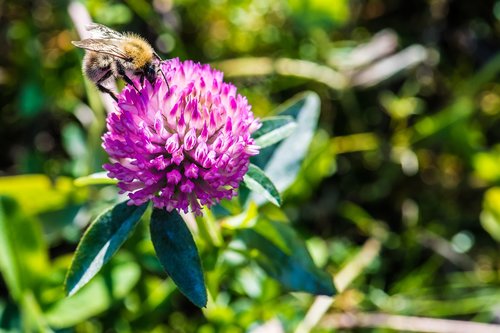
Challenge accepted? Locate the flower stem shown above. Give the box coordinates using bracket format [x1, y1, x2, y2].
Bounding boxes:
[196, 208, 223, 247]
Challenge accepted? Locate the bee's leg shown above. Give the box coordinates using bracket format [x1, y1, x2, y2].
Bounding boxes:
[96, 70, 118, 101]
[96, 83, 118, 102]
[115, 61, 140, 93]
[123, 74, 140, 93]
[96, 84, 118, 101]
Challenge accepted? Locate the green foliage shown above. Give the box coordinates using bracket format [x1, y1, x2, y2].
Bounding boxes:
[0, 197, 52, 332]
[238, 220, 336, 296]
[47, 254, 141, 329]
[0, 197, 48, 301]
[480, 187, 500, 242]
[0, 175, 87, 215]
[252, 92, 321, 196]
[2, 0, 500, 331]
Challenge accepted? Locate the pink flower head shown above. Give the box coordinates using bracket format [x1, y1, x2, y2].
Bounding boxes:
[102, 58, 261, 214]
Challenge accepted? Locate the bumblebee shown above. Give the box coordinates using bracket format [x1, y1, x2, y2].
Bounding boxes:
[72, 23, 166, 101]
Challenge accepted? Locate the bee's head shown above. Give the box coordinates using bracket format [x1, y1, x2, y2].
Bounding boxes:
[144, 63, 157, 84]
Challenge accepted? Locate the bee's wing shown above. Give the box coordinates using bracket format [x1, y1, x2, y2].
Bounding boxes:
[85, 23, 124, 39]
[72, 39, 129, 60]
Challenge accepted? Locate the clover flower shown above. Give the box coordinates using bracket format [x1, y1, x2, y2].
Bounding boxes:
[102, 58, 261, 214]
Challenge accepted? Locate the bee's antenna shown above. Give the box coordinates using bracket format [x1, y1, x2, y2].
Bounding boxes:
[157, 68, 169, 91]
[154, 52, 169, 91]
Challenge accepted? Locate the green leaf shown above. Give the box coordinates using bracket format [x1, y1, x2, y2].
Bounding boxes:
[238, 220, 335, 296]
[65, 201, 148, 296]
[150, 208, 207, 308]
[243, 164, 281, 206]
[253, 116, 297, 148]
[0, 196, 49, 301]
[74, 171, 118, 186]
[252, 92, 320, 203]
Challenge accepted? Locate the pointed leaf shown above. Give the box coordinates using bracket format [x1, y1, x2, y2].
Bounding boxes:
[253, 116, 297, 148]
[243, 164, 281, 206]
[150, 208, 207, 308]
[239, 220, 335, 296]
[65, 201, 148, 296]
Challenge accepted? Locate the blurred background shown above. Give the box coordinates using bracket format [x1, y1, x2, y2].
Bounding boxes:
[1, 0, 500, 332]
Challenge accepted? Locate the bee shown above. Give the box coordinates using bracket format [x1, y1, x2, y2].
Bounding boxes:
[72, 23, 167, 101]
